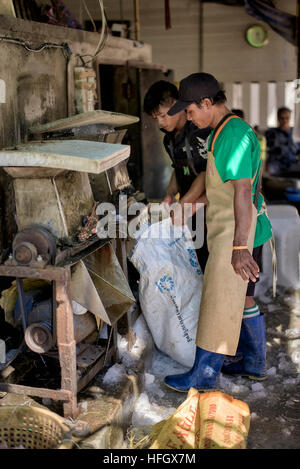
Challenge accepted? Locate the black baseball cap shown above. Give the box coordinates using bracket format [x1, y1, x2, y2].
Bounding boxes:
[168, 73, 221, 116]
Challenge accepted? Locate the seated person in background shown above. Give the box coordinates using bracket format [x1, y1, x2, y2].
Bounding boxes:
[265, 107, 300, 177]
[143, 80, 211, 272]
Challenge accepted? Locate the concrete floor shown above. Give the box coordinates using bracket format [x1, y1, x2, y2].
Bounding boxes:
[0, 284, 299, 449]
[122, 285, 300, 450]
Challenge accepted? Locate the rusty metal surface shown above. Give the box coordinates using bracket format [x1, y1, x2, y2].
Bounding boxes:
[76, 343, 105, 369]
[0, 248, 123, 418]
[55, 237, 109, 266]
[0, 264, 68, 282]
[24, 323, 53, 354]
[12, 225, 56, 265]
[0, 265, 79, 418]
[56, 275, 79, 418]
[13, 242, 37, 265]
[77, 346, 115, 393]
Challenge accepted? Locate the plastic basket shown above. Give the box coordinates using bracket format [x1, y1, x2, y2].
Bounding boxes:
[0, 405, 70, 449]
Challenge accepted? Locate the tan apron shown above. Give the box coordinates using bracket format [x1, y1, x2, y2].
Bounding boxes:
[196, 115, 259, 356]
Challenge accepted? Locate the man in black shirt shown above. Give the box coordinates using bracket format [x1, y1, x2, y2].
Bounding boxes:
[143, 80, 211, 272]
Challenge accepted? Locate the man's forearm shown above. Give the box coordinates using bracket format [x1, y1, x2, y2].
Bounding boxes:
[180, 171, 206, 205]
[232, 179, 253, 245]
[231, 178, 259, 283]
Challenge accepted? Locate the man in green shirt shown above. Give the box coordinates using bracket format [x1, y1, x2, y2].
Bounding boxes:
[209, 108, 272, 250]
[163, 73, 273, 393]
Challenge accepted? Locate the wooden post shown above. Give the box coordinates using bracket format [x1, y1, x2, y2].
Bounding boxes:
[56, 267, 79, 419]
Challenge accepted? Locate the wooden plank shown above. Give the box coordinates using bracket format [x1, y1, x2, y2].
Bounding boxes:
[29, 110, 139, 134]
[0, 264, 68, 282]
[0, 383, 71, 402]
[0, 140, 131, 175]
[56, 273, 79, 418]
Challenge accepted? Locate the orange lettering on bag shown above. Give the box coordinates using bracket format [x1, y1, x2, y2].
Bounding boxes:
[207, 403, 217, 419]
[173, 430, 189, 445]
[185, 415, 195, 425]
[178, 419, 192, 431]
[188, 405, 196, 417]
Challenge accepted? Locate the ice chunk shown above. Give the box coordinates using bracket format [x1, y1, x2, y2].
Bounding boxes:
[283, 378, 298, 387]
[291, 350, 300, 364]
[145, 373, 155, 386]
[284, 328, 300, 339]
[220, 374, 249, 395]
[131, 392, 175, 428]
[267, 367, 277, 376]
[150, 349, 188, 378]
[251, 382, 264, 392]
[102, 363, 127, 385]
[249, 390, 267, 399]
[144, 373, 165, 399]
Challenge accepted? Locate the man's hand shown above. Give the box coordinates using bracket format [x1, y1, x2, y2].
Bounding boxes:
[170, 198, 207, 226]
[163, 194, 176, 207]
[231, 249, 260, 282]
[230, 178, 258, 281]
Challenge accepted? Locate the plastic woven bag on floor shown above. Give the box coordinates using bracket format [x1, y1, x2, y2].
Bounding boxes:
[129, 218, 202, 368]
[150, 388, 250, 450]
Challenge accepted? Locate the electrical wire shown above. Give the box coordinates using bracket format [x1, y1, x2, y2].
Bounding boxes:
[82, 0, 97, 32]
[79, 0, 108, 65]
[0, 1, 108, 65]
[0, 35, 71, 58]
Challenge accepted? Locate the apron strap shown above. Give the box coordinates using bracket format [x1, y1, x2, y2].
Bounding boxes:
[253, 161, 262, 210]
[209, 113, 240, 152]
[210, 113, 263, 210]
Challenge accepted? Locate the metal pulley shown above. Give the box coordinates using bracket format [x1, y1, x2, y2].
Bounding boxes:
[24, 312, 97, 354]
[11, 225, 56, 266]
[25, 322, 53, 354]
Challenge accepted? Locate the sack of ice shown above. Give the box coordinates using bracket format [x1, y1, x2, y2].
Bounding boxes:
[129, 217, 202, 368]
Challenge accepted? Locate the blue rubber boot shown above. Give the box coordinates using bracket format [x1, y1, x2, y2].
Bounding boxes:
[164, 347, 225, 393]
[222, 314, 267, 380]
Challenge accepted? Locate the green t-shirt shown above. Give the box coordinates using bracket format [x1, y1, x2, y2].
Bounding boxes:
[208, 117, 272, 248]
